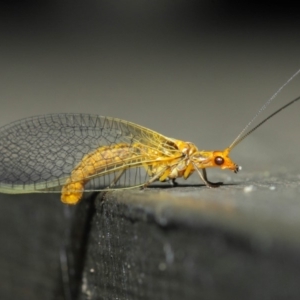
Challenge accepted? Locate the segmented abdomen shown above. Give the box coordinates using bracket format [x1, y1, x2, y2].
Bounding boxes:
[61, 143, 154, 204]
[0, 114, 181, 202]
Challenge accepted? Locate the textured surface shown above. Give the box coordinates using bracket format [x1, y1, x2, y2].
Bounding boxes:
[1, 2, 300, 300]
[0, 192, 95, 300]
[0, 194, 65, 300]
[77, 172, 300, 300]
[1, 172, 300, 299]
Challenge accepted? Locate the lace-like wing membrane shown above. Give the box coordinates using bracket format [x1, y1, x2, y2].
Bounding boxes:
[0, 114, 179, 193]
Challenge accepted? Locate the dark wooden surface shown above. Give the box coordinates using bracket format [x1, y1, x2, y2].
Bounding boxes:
[1, 1, 300, 300]
[78, 177, 300, 300]
[0, 194, 65, 300]
[2, 172, 300, 300]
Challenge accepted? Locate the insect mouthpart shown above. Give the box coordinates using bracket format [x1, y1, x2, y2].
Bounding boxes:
[234, 165, 240, 174]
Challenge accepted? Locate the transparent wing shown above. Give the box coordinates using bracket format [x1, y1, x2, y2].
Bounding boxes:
[0, 114, 181, 193]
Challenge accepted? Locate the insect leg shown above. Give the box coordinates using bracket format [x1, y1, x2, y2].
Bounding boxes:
[97, 169, 127, 201]
[141, 166, 170, 189]
[169, 178, 178, 186]
[201, 168, 223, 187]
[107, 169, 126, 188]
[142, 162, 153, 176]
[193, 164, 223, 187]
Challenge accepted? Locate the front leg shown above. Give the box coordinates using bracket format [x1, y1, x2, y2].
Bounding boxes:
[201, 168, 223, 187]
[194, 167, 223, 188]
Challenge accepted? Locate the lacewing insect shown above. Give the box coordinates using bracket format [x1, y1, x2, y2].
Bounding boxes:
[0, 70, 300, 205]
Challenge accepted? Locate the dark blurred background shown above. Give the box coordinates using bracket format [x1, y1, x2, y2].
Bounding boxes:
[1, 1, 300, 172]
[1, 2, 300, 300]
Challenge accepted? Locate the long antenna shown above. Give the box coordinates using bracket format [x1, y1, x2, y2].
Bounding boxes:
[229, 95, 300, 149]
[229, 68, 300, 150]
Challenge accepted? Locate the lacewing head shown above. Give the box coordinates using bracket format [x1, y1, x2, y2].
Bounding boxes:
[192, 148, 239, 173]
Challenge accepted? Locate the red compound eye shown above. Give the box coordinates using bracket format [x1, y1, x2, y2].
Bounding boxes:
[215, 156, 224, 166]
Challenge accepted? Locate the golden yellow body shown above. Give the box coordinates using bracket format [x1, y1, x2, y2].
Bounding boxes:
[61, 138, 238, 205]
[1, 72, 299, 204]
[0, 114, 239, 205]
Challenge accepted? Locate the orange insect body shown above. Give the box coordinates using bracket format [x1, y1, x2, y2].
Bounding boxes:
[1, 70, 300, 205]
[61, 140, 238, 204]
